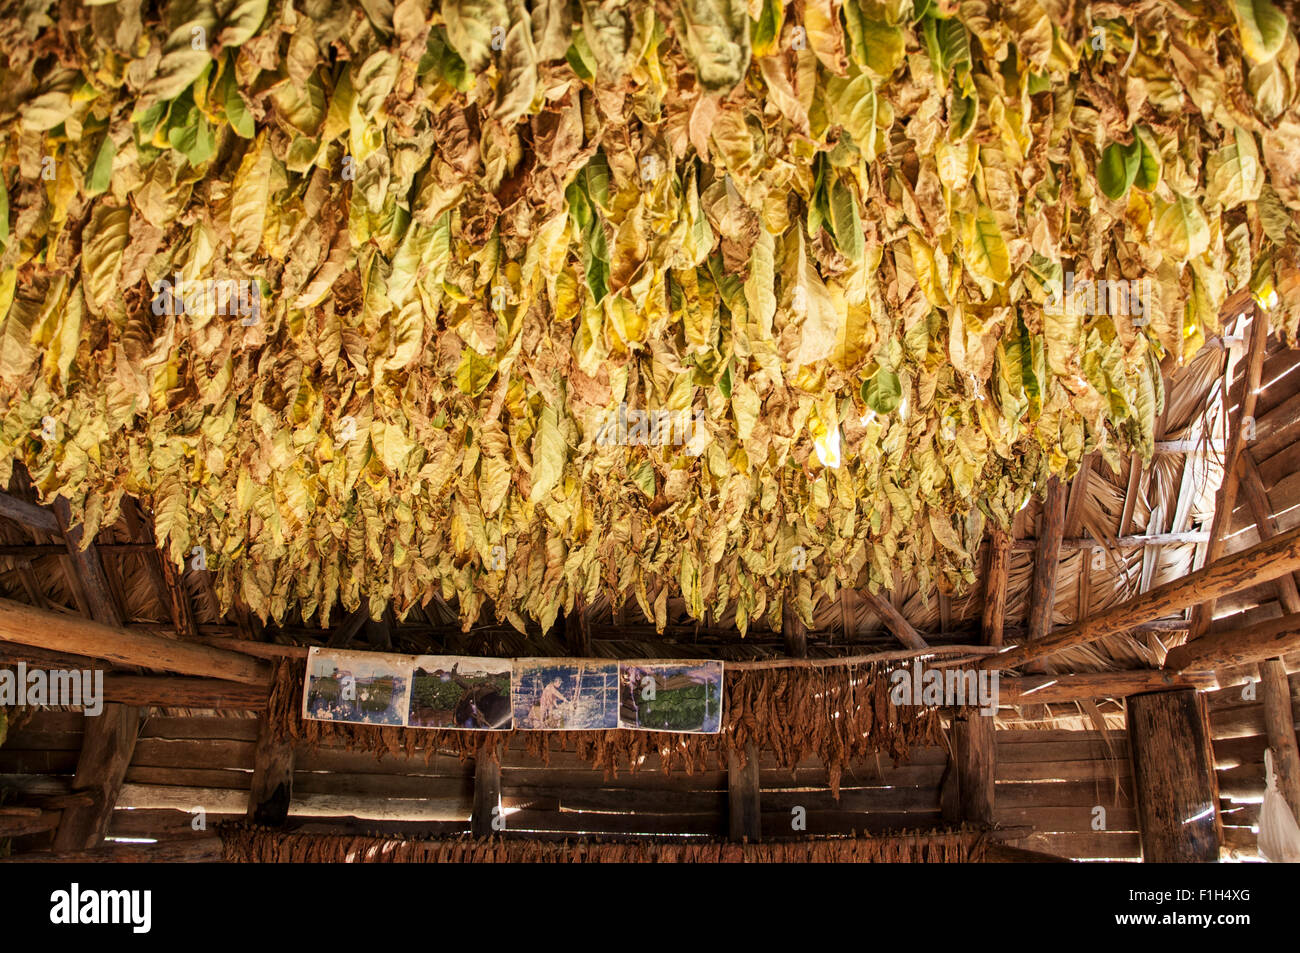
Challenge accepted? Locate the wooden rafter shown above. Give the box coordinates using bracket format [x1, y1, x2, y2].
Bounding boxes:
[1189, 304, 1269, 640]
[857, 587, 928, 650]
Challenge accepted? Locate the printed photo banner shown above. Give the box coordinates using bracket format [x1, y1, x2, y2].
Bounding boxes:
[302, 648, 724, 734]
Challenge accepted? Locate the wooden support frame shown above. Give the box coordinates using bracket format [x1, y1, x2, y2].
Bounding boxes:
[985, 521, 1300, 670]
[782, 590, 808, 658]
[51, 705, 140, 852]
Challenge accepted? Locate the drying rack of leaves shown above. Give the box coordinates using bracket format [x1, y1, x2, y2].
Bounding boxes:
[268, 656, 945, 792]
[218, 823, 991, 862]
[2, 0, 1299, 636]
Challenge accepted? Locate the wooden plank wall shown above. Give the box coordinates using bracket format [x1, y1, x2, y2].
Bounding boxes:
[0, 711, 1167, 860]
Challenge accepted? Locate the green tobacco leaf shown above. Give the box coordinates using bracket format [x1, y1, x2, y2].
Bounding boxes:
[85, 134, 115, 195]
[528, 404, 567, 503]
[828, 175, 863, 263]
[1234, 0, 1288, 63]
[862, 368, 902, 413]
[167, 103, 216, 166]
[1098, 139, 1140, 200]
[960, 204, 1011, 284]
[1133, 126, 1161, 191]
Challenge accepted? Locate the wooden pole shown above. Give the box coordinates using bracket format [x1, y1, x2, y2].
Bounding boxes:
[248, 716, 295, 826]
[471, 755, 501, 837]
[1026, 476, 1067, 666]
[0, 597, 271, 684]
[982, 528, 1011, 647]
[1127, 689, 1222, 862]
[728, 740, 761, 843]
[985, 521, 1300, 670]
[1003, 670, 1217, 705]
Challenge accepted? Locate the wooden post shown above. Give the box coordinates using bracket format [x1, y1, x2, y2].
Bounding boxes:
[1127, 689, 1222, 862]
[51, 705, 140, 852]
[247, 716, 295, 826]
[471, 755, 502, 837]
[1259, 660, 1300, 825]
[728, 741, 761, 843]
[952, 711, 996, 825]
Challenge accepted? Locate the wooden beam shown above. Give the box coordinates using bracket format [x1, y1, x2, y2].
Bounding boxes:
[100, 674, 269, 709]
[858, 588, 928, 650]
[0, 491, 60, 534]
[727, 741, 761, 843]
[1026, 476, 1067, 651]
[981, 528, 1011, 647]
[1003, 670, 1217, 705]
[1190, 305, 1269, 640]
[1127, 689, 1222, 862]
[1164, 612, 1300, 672]
[0, 597, 271, 684]
[471, 755, 502, 837]
[248, 716, 295, 826]
[50, 704, 140, 852]
[984, 522, 1300, 671]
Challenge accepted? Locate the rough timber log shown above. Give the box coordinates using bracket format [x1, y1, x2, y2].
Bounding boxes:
[0, 597, 270, 684]
[985, 522, 1300, 671]
[1164, 612, 1300, 672]
[1002, 671, 1216, 705]
[1260, 660, 1300, 826]
[1127, 689, 1222, 862]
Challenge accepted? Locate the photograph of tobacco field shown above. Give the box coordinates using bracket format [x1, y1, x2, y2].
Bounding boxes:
[1, 0, 1300, 867]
